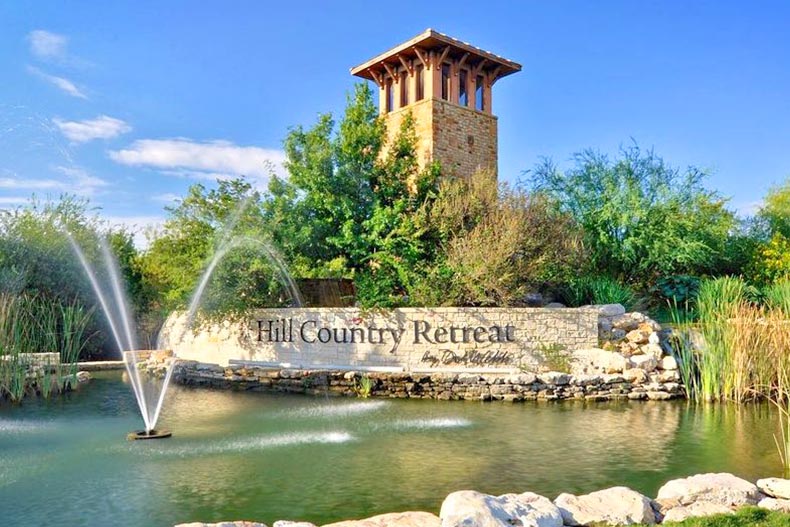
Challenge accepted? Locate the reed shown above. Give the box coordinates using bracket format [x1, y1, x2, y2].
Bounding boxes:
[0, 293, 94, 402]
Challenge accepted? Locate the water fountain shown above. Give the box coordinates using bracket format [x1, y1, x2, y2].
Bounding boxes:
[69, 219, 301, 440]
[68, 234, 175, 440]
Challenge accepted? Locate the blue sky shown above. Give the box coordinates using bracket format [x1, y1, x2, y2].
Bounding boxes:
[1, 1, 789, 245]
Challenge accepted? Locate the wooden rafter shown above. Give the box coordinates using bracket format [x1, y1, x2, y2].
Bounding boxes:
[489, 65, 503, 85]
[367, 68, 384, 87]
[382, 62, 397, 81]
[457, 52, 470, 71]
[412, 47, 429, 68]
[397, 54, 414, 76]
[435, 46, 451, 68]
[472, 59, 488, 77]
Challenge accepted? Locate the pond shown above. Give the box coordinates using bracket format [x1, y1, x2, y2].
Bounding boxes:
[0, 372, 783, 526]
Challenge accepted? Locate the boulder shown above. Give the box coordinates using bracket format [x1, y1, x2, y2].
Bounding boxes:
[440, 490, 563, 527]
[659, 356, 678, 371]
[640, 344, 664, 360]
[537, 372, 571, 385]
[554, 486, 656, 526]
[660, 501, 733, 522]
[323, 512, 439, 527]
[623, 368, 648, 384]
[571, 349, 627, 375]
[545, 302, 565, 309]
[629, 355, 658, 372]
[758, 497, 790, 512]
[274, 523, 317, 527]
[757, 478, 790, 499]
[656, 473, 762, 507]
[598, 304, 626, 317]
[611, 313, 646, 331]
[626, 330, 648, 345]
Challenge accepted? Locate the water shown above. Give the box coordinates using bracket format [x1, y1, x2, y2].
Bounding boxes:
[0, 372, 783, 527]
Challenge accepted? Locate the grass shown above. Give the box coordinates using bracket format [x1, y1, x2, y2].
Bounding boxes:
[564, 276, 636, 310]
[354, 374, 374, 398]
[617, 507, 790, 527]
[671, 277, 790, 404]
[0, 293, 94, 402]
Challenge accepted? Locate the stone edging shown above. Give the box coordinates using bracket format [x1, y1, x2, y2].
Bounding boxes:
[172, 360, 684, 402]
[175, 474, 790, 527]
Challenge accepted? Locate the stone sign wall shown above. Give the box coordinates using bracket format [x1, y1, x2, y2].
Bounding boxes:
[159, 307, 598, 372]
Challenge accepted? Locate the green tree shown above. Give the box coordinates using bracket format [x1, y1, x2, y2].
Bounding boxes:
[140, 177, 272, 312]
[529, 145, 736, 287]
[749, 177, 790, 283]
[265, 83, 440, 306]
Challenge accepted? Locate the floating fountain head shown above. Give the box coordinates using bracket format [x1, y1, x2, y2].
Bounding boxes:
[68, 235, 175, 439]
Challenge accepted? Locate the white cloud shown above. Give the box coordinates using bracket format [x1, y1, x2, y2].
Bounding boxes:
[0, 196, 30, 206]
[736, 200, 763, 218]
[108, 138, 286, 188]
[27, 66, 87, 99]
[0, 166, 107, 197]
[53, 115, 131, 143]
[151, 192, 182, 204]
[28, 30, 68, 61]
[104, 215, 165, 249]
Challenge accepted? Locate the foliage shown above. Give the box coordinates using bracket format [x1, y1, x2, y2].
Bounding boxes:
[353, 374, 374, 398]
[411, 170, 584, 306]
[0, 196, 139, 358]
[0, 293, 94, 402]
[529, 144, 736, 288]
[651, 275, 701, 305]
[562, 275, 636, 310]
[672, 276, 790, 403]
[765, 278, 790, 317]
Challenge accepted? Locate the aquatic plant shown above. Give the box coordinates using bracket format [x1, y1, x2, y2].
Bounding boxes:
[354, 374, 374, 399]
[0, 293, 94, 402]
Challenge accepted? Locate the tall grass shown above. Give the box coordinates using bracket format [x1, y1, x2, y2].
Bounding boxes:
[673, 277, 790, 403]
[0, 293, 94, 402]
[564, 276, 636, 310]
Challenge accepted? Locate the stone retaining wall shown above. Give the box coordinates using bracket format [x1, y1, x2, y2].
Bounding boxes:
[173, 361, 684, 401]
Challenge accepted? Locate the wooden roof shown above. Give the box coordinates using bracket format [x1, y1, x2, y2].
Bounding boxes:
[350, 29, 521, 83]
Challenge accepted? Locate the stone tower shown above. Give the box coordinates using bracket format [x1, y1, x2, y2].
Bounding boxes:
[351, 29, 521, 179]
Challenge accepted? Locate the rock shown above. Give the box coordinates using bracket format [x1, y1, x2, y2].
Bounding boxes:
[623, 368, 648, 384]
[659, 356, 678, 371]
[648, 333, 661, 345]
[629, 355, 658, 372]
[545, 302, 565, 308]
[758, 497, 790, 512]
[658, 370, 681, 383]
[324, 512, 439, 527]
[537, 372, 571, 385]
[611, 329, 627, 340]
[661, 502, 733, 522]
[656, 473, 762, 507]
[647, 391, 672, 400]
[640, 344, 664, 360]
[571, 349, 627, 375]
[757, 478, 790, 499]
[76, 370, 91, 383]
[611, 313, 646, 331]
[626, 330, 648, 345]
[274, 523, 317, 527]
[440, 490, 563, 527]
[524, 293, 544, 307]
[554, 486, 657, 526]
[598, 304, 626, 317]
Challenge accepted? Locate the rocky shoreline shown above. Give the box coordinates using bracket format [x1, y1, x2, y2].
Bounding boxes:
[174, 473, 790, 526]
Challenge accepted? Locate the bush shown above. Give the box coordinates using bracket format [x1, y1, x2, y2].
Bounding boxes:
[562, 276, 635, 309]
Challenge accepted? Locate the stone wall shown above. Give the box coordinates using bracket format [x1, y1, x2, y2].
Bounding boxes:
[431, 99, 497, 178]
[381, 98, 498, 178]
[159, 307, 598, 371]
[173, 361, 683, 402]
